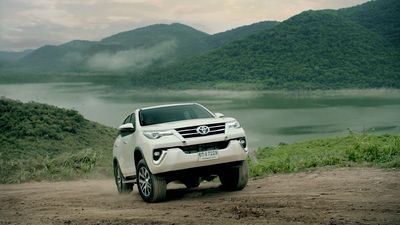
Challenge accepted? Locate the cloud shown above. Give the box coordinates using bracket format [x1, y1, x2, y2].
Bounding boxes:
[0, 0, 369, 51]
[86, 40, 177, 71]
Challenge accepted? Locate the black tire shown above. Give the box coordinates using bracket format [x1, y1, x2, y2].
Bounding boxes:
[114, 162, 134, 194]
[136, 159, 167, 203]
[182, 177, 201, 188]
[219, 160, 249, 191]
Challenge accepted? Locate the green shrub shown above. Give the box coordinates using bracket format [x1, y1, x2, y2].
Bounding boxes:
[250, 134, 400, 177]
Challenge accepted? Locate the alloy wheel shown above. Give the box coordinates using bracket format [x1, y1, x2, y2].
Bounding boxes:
[138, 166, 152, 197]
[115, 166, 122, 191]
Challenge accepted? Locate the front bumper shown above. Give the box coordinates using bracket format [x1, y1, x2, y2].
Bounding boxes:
[152, 139, 247, 174]
[141, 130, 248, 174]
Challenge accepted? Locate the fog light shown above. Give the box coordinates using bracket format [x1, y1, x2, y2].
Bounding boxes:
[239, 138, 247, 148]
[153, 149, 163, 161]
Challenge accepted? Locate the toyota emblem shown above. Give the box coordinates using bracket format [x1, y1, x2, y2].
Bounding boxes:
[196, 125, 210, 135]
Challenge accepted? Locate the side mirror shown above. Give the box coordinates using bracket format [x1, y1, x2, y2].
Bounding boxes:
[119, 123, 135, 133]
[215, 112, 225, 118]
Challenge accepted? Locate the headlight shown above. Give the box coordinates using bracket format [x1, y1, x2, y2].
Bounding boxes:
[143, 130, 173, 139]
[226, 120, 241, 130]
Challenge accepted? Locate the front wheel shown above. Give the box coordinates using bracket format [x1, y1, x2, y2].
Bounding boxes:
[136, 159, 167, 203]
[219, 161, 249, 191]
[114, 162, 134, 194]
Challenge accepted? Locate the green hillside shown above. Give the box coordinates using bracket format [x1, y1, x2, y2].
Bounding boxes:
[10, 22, 283, 73]
[339, 0, 400, 47]
[206, 21, 280, 48]
[2, 0, 399, 90]
[101, 23, 210, 59]
[137, 10, 400, 89]
[0, 98, 117, 183]
[15, 24, 211, 72]
[10, 21, 284, 74]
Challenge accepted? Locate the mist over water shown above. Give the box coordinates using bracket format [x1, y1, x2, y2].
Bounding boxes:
[87, 40, 177, 71]
[1, 82, 399, 149]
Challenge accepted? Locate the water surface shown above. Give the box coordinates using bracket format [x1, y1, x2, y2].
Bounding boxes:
[1, 83, 399, 148]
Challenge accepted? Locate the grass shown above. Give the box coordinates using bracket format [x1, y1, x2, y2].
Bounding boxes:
[0, 98, 117, 184]
[249, 133, 400, 177]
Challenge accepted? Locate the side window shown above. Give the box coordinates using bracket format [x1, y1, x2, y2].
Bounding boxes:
[129, 113, 135, 128]
[122, 114, 131, 125]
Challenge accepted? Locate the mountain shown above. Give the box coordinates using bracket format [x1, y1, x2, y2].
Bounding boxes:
[101, 23, 210, 58]
[3, 0, 399, 89]
[137, 10, 400, 89]
[0, 49, 33, 67]
[0, 98, 117, 183]
[17, 40, 96, 71]
[338, 0, 400, 47]
[16, 23, 211, 72]
[11, 22, 281, 73]
[206, 21, 280, 48]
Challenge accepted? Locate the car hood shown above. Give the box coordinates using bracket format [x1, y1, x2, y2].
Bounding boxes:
[141, 117, 235, 131]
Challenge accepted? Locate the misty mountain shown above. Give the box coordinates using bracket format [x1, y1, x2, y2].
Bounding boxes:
[101, 23, 210, 59]
[3, 0, 399, 90]
[338, 0, 400, 47]
[16, 24, 209, 72]
[138, 9, 399, 89]
[17, 40, 96, 71]
[10, 21, 281, 72]
[0, 49, 33, 67]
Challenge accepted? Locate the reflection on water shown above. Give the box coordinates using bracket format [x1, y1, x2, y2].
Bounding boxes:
[273, 124, 341, 135]
[1, 82, 399, 148]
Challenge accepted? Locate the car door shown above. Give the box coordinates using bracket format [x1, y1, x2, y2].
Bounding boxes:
[119, 113, 137, 176]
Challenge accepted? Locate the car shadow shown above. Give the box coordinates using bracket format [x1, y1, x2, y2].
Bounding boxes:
[164, 183, 229, 202]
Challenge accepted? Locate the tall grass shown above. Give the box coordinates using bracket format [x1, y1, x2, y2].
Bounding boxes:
[249, 134, 400, 177]
[0, 148, 107, 183]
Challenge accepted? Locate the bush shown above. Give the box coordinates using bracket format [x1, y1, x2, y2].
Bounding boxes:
[0, 98, 117, 183]
[250, 134, 400, 177]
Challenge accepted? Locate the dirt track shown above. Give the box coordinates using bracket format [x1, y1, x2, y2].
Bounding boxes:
[1, 167, 399, 225]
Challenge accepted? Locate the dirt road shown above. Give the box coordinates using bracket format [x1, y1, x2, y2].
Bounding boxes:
[1, 167, 399, 225]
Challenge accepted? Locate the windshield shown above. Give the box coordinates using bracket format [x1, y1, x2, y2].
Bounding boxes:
[139, 104, 214, 126]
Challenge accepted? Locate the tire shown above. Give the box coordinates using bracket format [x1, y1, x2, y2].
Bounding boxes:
[219, 160, 249, 191]
[182, 177, 201, 188]
[136, 159, 167, 203]
[114, 162, 134, 194]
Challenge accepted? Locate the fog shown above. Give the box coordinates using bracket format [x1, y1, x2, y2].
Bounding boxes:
[86, 40, 177, 71]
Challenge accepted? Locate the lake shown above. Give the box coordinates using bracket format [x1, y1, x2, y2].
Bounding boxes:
[1, 82, 399, 149]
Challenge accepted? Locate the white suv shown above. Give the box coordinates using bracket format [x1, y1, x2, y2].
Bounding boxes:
[112, 103, 248, 202]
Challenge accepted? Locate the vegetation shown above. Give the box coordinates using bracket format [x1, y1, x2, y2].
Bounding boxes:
[249, 133, 400, 177]
[339, 0, 400, 48]
[101, 23, 211, 59]
[1, 0, 399, 90]
[0, 98, 117, 183]
[136, 10, 400, 89]
[206, 21, 279, 48]
[1, 22, 279, 73]
[1, 24, 210, 72]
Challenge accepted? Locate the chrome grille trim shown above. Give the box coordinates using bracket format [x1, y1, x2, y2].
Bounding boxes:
[175, 122, 226, 138]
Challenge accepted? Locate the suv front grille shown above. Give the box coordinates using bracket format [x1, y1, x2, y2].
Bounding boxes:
[180, 140, 230, 154]
[175, 123, 225, 138]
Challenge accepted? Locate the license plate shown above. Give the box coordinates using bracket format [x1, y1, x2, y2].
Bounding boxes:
[198, 150, 218, 161]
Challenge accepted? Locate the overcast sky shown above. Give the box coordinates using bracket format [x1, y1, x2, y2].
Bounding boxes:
[0, 0, 369, 51]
